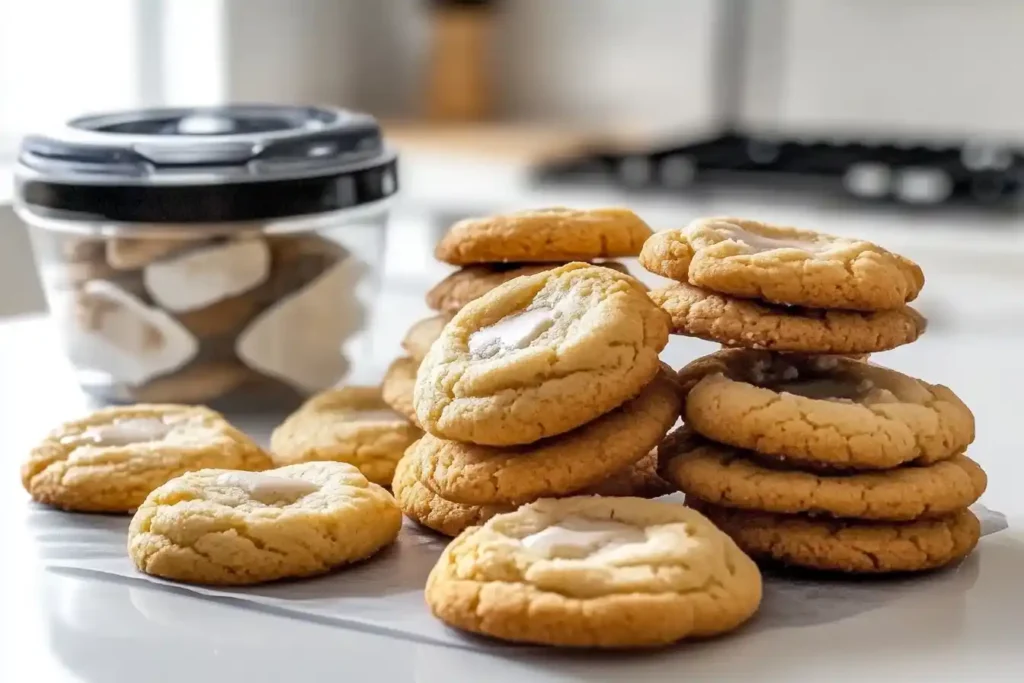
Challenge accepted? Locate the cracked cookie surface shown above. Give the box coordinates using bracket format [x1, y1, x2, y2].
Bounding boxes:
[409, 370, 680, 505]
[270, 386, 421, 486]
[652, 282, 926, 353]
[659, 428, 986, 521]
[22, 404, 271, 513]
[392, 454, 513, 537]
[395, 450, 674, 537]
[640, 217, 924, 310]
[425, 496, 762, 647]
[381, 356, 420, 426]
[401, 315, 452, 362]
[426, 261, 630, 314]
[435, 208, 652, 265]
[690, 502, 980, 573]
[414, 263, 671, 446]
[680, 349, 974, 470]
[128, 461, 401, 585]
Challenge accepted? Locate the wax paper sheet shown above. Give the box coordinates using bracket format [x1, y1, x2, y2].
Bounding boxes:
[30, 496, 1008, 652]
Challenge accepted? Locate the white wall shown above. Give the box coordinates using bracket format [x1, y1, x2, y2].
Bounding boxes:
[205, 0, 1024, 140]
[498, 0, 721, 135]
[742, 0, 1024, 141]
[197, 0, 721, 134]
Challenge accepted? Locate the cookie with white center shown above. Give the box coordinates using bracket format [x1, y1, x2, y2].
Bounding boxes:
[129, 462, 401, 584]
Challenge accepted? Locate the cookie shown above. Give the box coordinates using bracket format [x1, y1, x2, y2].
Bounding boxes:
[408, 370, 680, 505]
[580, 451, 674, 499]
[22, 405, 271, 513]
[425, 496, 762, 647]
[392, 454, 514, 537]
[401, 315, 452, 363]
[396, 451, 672, 538]
[640, 218, 924, 310]
[659, 428, 986, 521]
[128, 462, 402, 585]
[435, 208, 652, 265]
[690, 502, 980, 573]
[680, 349, 974, 469]
[415, 263, 670, 445]
[721, 347, 872, 363]
[175, 294, 264, 338]
[381, 356, 419, 426]
[426, 262, 630, 314]
[652, 282, 926, 353]
[270, 386, 421, 486]
[106, 236, 196, 270]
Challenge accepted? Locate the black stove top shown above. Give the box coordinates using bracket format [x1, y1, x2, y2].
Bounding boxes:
[533, 131, 1024, 211]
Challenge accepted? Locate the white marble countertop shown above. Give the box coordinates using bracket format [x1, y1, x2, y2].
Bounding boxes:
[4, 316, 1024, 681]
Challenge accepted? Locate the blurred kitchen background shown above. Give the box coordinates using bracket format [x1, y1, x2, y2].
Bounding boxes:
[3, 0, 1024, 347]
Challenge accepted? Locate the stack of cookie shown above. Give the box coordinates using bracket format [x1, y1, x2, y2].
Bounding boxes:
[645, 217, 985, 573]
[393, 262, 680, 536]
[381, 207, 652, 427]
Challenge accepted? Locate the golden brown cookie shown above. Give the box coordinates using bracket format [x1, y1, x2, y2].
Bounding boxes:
[426, 262, 630, 314]
[381, 356, 420, 426]
[392, 454, 514, 537]
[435, 208, 652, 265]
[106, 236, 196, 270]
[128, 462, 402, 585]
[425, 496, 763, 647]
[652, 282, 926, 353]
[408, 371, 680, 505]
[175, 295, 263, 338]
[270, 386, 421, 486]
[659, 428, 986, 521]
[415, 263, 670, 446]
[396, 451, 672, 538]
[640, 218, 925, 311]
[690, 502, 980, 573]
[401, 315, 452, 363]
[581, 451, 674, 499]
[720, 348, 872, 363]
[680, 349, 974, 470]
[22, 404, 271, 513]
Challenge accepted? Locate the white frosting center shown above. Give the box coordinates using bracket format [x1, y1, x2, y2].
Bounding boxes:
[468, 308, 553, 357]
[79, 417, 174, 446]
[216, 471, 319, 504]
[720, 226, 829, 254]
[521, 516, 647, 559]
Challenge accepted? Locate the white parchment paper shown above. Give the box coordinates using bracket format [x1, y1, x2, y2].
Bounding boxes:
[29, 497, 1008, 652]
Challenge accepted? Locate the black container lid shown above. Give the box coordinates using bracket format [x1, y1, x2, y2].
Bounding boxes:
[15, 104, 398, 224]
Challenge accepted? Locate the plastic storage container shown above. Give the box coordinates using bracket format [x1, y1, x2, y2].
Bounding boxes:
[14, 105, 398, 409]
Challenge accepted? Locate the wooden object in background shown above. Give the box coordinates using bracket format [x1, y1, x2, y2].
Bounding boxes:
[425, 0, 496, 122]
[383, 121, 598, 163]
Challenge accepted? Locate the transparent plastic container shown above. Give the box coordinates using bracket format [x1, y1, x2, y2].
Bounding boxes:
[14, 105, 398, 409]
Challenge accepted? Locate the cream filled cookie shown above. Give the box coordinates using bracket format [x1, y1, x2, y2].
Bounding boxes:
[679, 350, 974, 470]
[640, 217, 924, 310]
[23, 404, 270, 513]
[425, 496, 762, 647]
[414, 263, 670, 445]
[129, 461, 401, 584]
